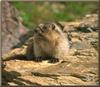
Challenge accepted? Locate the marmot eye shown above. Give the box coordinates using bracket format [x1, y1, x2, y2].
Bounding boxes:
[52, 24, 55, 30]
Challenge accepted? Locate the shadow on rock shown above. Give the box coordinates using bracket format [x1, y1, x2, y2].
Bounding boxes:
[2, 69, 41, 86]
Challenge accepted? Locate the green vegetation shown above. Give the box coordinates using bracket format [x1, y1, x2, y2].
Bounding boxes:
[11, 1, 97, 29]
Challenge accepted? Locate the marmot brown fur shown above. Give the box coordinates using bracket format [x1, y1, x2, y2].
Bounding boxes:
[26, 22, 69, 63]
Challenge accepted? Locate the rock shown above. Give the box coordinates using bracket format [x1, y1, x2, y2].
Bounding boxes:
[2, 50, 98, 86]
[72, 41, 91, 50]
[1, 1, 28, 56]
[57, 76, 86, 85]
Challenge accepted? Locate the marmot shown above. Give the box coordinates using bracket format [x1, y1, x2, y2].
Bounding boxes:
[26, 22, 70, 63]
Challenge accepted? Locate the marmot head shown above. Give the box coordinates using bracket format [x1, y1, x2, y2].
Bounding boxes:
[34, 22, 65, 41]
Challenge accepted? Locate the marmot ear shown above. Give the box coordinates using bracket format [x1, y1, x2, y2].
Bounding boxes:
[55, 22, 64, 31]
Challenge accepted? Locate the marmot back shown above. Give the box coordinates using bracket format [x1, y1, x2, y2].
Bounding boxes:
[26, 22, 70, 63]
